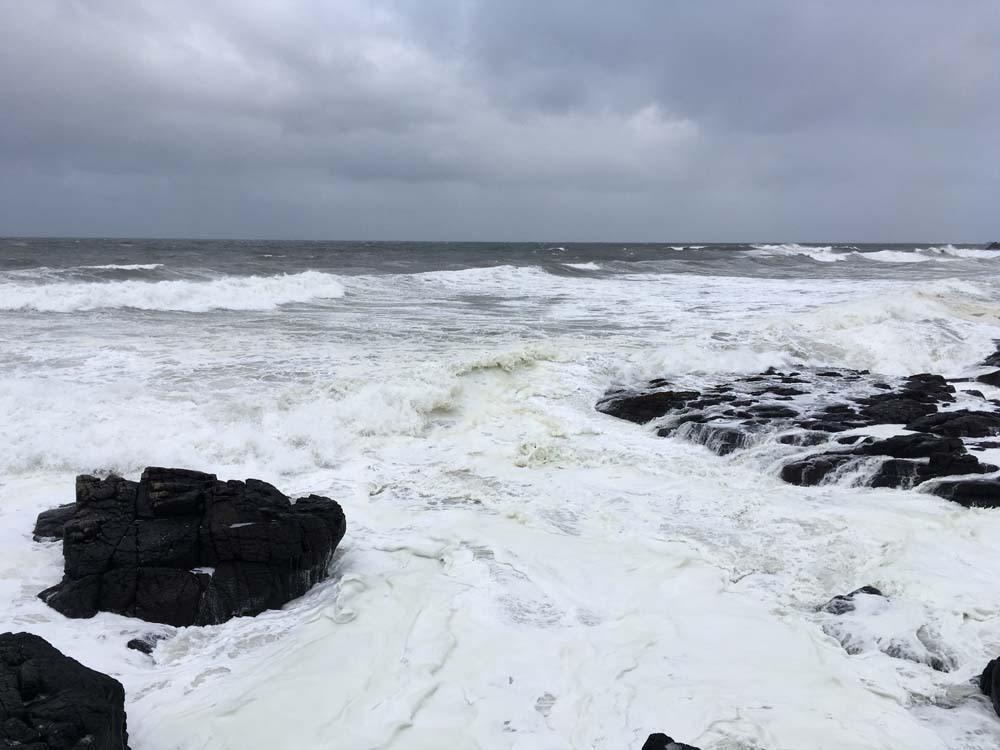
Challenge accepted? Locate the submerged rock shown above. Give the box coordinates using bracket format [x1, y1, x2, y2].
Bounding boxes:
[36, 467, 346, 627]
[0, 631, 130, 749]
[981, 658, 999, 717]
[641, 733, 700, 750]
[818, 585, 885, 615]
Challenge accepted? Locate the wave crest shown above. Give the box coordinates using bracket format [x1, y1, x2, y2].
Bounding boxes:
[0, 271, 346, 312]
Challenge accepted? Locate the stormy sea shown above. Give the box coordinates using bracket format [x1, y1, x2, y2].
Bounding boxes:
[2, 237, 1000, 749]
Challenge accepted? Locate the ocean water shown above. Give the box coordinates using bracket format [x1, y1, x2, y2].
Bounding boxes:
[2, 238, 1000, 749]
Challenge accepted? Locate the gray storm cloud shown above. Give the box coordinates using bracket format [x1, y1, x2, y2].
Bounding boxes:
[1, 0, 998, 240]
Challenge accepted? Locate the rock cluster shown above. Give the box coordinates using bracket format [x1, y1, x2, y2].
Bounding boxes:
[0, 632, 130, 749]
[35, 467, 346, 627]
[597, 352, 1000, 505]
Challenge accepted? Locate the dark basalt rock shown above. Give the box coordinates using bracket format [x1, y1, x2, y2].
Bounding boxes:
[977, 370, 1000, 388]
[0, 632, 130, 749]
[36, 467, 346, 627]
[981, 658, 999, 717]
[928, 479, 1000, 508]
[126, 634, 165, 655]
[781, 454, 856, 486]
[640, 733, 700, 750]
[597, 390, 698, 424]
[818, 586, 885, 615]
[857, 396, 937, 425]
[32, 504, 76, 541]
[905, 409, 1000, 438]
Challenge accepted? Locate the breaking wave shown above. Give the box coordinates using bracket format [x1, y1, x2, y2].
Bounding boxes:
[0, 271, 346, 312]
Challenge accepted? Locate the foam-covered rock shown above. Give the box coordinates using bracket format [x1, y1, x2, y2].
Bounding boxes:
[0, 631, 130, 749]
[36, 467, 346, 627]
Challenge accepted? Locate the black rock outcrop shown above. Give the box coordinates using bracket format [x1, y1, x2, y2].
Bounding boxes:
[981, 657, 999, 717]
[641, 733, 700, 750]
[35, 467, 346, 627]
[0, 632, 130, 749]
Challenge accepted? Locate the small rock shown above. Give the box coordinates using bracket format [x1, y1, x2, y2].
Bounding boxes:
[641, 733, 701, 750]
[818, 586, 885, 615]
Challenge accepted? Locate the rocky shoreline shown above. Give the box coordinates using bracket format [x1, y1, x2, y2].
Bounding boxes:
[596, 343, 1000, 730]
[597, 345, 1000, 505]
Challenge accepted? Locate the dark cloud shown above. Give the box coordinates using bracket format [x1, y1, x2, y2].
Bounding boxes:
[1, 0, 998, 240]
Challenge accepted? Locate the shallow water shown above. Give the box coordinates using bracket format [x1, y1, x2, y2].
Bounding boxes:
[2, 238, 1000, 749]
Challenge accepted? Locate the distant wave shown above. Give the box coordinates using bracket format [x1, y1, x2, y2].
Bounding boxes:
[750, 243, 844, 262]
[924, 244, 1000, 260]
[854, 250, 930, 264]
[751, 243, 1000, 264]
[562, 262, 601, 270]
[0, 271, 346, 312]
[82, 263, 164, 271]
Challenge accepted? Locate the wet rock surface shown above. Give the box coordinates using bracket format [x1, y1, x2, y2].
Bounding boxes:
[0, 631, 130, 749]
[35, 467, 346, 627]
[597, 362, 1000, 502]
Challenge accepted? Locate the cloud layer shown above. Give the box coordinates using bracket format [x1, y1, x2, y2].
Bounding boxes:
[2, 1, 998, 240]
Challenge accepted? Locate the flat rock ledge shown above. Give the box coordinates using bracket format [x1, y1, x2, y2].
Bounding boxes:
[0, 631, 130, 749]
[597, 346, 1000, 505]
[34, 467, 346, 627]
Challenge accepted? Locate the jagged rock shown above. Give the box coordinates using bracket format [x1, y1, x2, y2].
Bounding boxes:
[32, 504, 75, 541]
[36, 468, 346, 627]
[853, 433, 962, 458]
[0, 632, 130, 749]
[818, 585, 885, 615]
[981, 658, 999, 717]
[641, 733, 700, 750]
[928, 479, 1000, 508]
[977, 370, 1000, 388]
[781, 454, 856, 486]
[983, 345, 1000, 367]
[597, 390, 698, 424]
[857, 396, 937, 425]
[905, 409, 1000, 438]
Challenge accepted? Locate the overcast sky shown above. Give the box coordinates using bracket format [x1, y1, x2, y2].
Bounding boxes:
[1, 1, 998, 241]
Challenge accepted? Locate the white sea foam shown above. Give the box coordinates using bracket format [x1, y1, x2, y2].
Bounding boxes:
[0, 271, 346, 312]
[562, 261, 601, 270]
